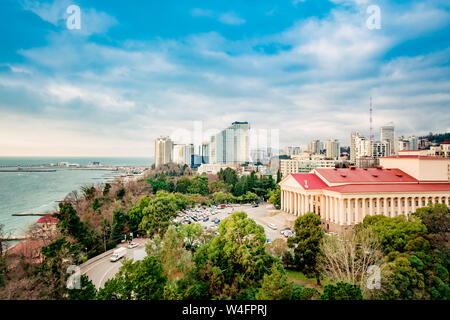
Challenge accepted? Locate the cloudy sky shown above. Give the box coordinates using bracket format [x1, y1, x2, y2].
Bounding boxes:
[0, 0, 449, 157]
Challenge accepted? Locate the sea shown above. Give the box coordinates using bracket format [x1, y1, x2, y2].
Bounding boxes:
[0, 157, 152, 243]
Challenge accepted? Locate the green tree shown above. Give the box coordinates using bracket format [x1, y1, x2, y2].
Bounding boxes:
[276, 169, 282, 183]
[179, 223, 203, 249]
[139, 192, 178, 237]
[290, 284, 320, 300]
[103, 183, 111, 196]
[97, 256, 167, 300]
[66, 275, 97, 300]
[361, 215, 427, 254]
[187, 176, 209, 196]
[255, 262, 293, 300]
[175, 177, 191, 194]
[111, 209, 127, 241]
[268, 185, 281, 209]
[116, 188, 126, 200]
[287, 212, 323, 285]
[127, 196, 151, 233]
[321, 282, 363, 300]
[193, 211, 274, 298]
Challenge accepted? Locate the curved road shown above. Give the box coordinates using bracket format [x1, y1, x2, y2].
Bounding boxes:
[80, 238, 148, 289]
[80, 204, 289, 289]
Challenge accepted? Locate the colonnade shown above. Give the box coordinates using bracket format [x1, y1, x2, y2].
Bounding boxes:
[280, 189, 450, 226]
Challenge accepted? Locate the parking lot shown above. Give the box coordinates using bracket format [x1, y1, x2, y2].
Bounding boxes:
[175, 203, 296, 242]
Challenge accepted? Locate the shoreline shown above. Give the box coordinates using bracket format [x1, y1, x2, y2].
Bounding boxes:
[3, 168, 149, 253]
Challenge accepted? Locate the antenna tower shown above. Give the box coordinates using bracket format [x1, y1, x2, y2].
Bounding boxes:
[369, 96, 374, 142]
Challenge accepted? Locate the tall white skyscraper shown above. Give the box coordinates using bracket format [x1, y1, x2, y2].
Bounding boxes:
[325, 139, 340, 159]
[380, 124, 395, 156]
[154, 136, 173, 167]
[215, 121, 250, 164]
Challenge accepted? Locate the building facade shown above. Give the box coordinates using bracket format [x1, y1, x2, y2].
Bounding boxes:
[154, 136, 173, 168]
[380, 124, 395, 156]
[214, 121, 250, 164]
[279, 156, 450, 234]
[280, 158, 336, 177]
[325, 139, 340, 160]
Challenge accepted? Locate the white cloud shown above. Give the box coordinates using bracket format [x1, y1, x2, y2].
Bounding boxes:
[218, 12, 246, 25]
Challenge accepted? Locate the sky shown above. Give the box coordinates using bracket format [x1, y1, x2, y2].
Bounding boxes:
[0, 0, 449, 157]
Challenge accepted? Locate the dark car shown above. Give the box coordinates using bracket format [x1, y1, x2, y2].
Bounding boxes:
[203, 217, 209, 222]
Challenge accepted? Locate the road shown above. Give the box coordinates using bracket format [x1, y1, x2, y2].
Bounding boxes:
[80, 238, 148, 289]
[81, 203, 293, 289]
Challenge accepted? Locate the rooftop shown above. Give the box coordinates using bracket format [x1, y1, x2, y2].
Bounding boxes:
[290, 173, 329, 189]
[314, 167, 418, 184]
[326, 183, 450, 193]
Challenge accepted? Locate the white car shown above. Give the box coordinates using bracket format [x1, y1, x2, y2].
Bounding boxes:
[268, 223, 277, 230]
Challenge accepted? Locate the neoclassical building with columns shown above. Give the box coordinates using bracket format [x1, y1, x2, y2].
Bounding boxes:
[279, 155, 450, 234]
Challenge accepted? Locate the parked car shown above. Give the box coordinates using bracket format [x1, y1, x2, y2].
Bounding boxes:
[220, 204, 226, 209]
[203, 217, 209, 222]
[214, 219, 221, 224]
[280, 228, 291, 235]
[268, 223, 277, 230]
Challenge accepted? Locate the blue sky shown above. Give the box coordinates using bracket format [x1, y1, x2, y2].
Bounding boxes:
[0, 0, 449, 156]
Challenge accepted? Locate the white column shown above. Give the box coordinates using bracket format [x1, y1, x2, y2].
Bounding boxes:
[369, 197, 374, 217]
[310, 195, 314, 213]
[320, 196, 325, 220]
[281, 190, 284, 211]
[354, 198, 359, 225]
[346, 199, 351, 225]
[383, 198, 388, 216]
[339, 198, 344, 226]
[361, 198, 367, 223]
[294, 193, 298, 215]
[392, 197, 396, 217]
[405, 197, 409, 216]
[326, 196, 330, 221]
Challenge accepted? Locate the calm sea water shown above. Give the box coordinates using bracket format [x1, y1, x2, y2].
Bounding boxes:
[0, 157, 152, 237]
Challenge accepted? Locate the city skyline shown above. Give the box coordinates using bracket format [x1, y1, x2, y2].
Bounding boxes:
[1, 0, 449, 157]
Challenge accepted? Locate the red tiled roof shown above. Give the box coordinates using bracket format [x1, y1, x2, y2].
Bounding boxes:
[290, 173, 329, 189]
[314, 168, 418, 184]
[442, 140, 450, 144]
[36, 215, 59, 224]
[325, 183, 450, 193]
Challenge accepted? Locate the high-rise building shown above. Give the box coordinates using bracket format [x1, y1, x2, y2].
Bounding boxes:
[308, 140, 322, 154]
[372, 141, 389, 158]
[154, 136, 173, 168]
[325, 139, 340, 159]
[355, 136, 372, 158]
[380, 124, 395, 155]
[184, 144, 195, 166]
[172, 144, 186, 165]
[350, 132, 360, 164]
[209, 135, 217, 164]
[284, 146, 302, 156]
[215, 121, 250, 164]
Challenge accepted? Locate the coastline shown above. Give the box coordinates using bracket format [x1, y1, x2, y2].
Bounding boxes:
[4, 168, 149, 254]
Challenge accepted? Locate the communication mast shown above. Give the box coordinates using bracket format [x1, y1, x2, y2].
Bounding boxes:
[369, 96, 374, 142]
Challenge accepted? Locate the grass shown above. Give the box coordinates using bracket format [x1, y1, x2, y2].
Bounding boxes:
[286, 270, 332, 292]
